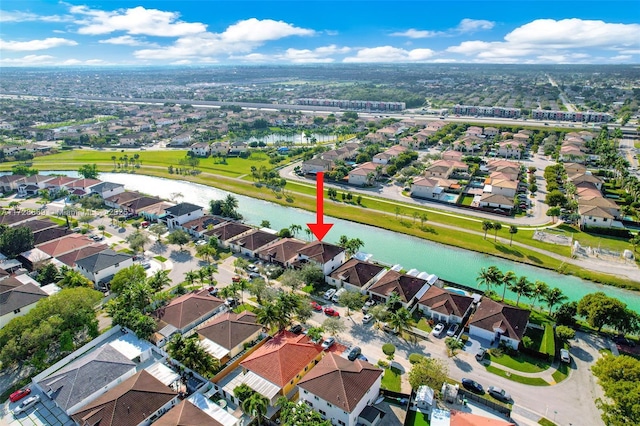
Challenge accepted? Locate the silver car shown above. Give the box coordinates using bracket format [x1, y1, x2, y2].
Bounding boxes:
[13, 395, 40, 415]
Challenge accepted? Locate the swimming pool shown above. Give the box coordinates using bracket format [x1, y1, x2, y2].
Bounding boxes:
[444, 287, 470, 296]
[440, 193, 459, 203]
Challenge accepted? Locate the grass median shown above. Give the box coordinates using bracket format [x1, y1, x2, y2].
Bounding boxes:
[485, 365, 550, 386]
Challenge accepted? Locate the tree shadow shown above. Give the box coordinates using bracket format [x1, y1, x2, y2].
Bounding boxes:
[151, 241, 167, 254]
[494, 244, 524, 258]
[526, 255, 543, 264]
[453, 357, 472, 372]
[419, 226, 437, 234]
[570, 346, 594, 362]
[169, 250, 193, 263]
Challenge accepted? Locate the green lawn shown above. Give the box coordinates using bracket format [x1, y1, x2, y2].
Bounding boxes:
[416, 318, 433, 333]
[233, 303, 256, 313]
[460, 194, 475, 206]
[381, 366, 402, 392]
[154, 255, 168, 262]
[551, 362, 570, 383]
[485, 365, 550, 386]
[541, 324, 556, 357]
[405, 409, 431, 426]
[487, 352, 550, 373]
[538, 418, 557, 426]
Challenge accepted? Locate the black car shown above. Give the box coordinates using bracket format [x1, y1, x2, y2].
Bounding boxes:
[289, 324, 303, 334]
[461, 378, 484, 394]
[346, 346, 362, 361]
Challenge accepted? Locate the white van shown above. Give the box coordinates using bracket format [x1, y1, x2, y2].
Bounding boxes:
[332, 288, 346, 303]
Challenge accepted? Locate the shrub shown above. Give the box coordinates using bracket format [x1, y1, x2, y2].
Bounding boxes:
[382, 343, 396, 357]
[377, 360, 389, 368]
[522, 336, 534, 349]
[409, 353, 425, 364]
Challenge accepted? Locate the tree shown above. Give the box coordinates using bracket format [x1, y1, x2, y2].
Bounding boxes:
[555, 325, 576, 343]
[78, 163, 99, 179]
[260, 220, 271, 228]
[57, 266, 93, 288]
[577, 292, 630, 332]
[492, 222, 502, 242]
[196, 243, 217, 264]
[0, 226, 34, 257]
[184, 270, 198, 287]
[276, 397, 332, 426]
[278, 228, 292, 238]
[256, 303, 284, 331]
[554, 301, 578, 326]
[248, 278, 268, 305]
[109, 264, 147, 294]
[546, 206, 562, 223]
[476, 266, 501, 294]
[382, 343, 396, 361]
[289, 224, 302, 237]
[148, 270, 171, 292]
[338, 290, 366, 316]
[482, 220, 493, 239]
[630, 234, 640, 252]
[530, 280, 549, 311]
[37, 262, 59, 285]
[445, 337, 465, 357]
[241, 392, 269, 426]
[545, 190, 567, 207]
[345, 238, 364, 257]
[499, 270, 516, 302]
[543, 287, 568, 315]
[167, 229, 190, 250]
[166, 335, 219, 378]
[233, 383, 254, 402]
[591, 354, 640, 425]
[306, 326, 324, 343]
[510, 276, 533, 306]
[508, 225, 518, 246]
[387, 307, 414, 337]
[126, 230, 150, 253]
[323, 317, 346, 336]
[408, 357, 449, 391]
[149, 223, 168, 243]
[279, 269, 304, 291]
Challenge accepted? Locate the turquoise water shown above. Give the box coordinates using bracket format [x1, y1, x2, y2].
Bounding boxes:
[42, 171, 640, 313]
[440, 193, 459, 203]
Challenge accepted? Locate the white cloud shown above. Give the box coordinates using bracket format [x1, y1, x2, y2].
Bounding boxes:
[282, 45, 349, 62]
[343, 46, 435, 63]
[610, 55, 632, 61]
[71, 5, 207, 37]
[171, 59, 192, 65]
[220, 18, 314, 42]
[456, 19, 494, 33]
[447, 19, 640, 63]
[0, 54, 55, 65]
[0, 10, 71, 23]
[99, 35, 157, 47]
[0, 37, 78, 51]
[61, 59, 82, 65]
[390, 29, 441, 39]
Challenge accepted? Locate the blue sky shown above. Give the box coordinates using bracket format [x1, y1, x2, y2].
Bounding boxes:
[1, 1, 639, 66]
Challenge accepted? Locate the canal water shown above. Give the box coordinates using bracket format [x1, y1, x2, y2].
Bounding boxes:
[44, 171, 640, 312]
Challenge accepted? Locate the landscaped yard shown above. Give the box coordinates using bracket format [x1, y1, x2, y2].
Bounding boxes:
[485, 365, 550, 386]
[551, 362, 570, 383]
[380, 366, 402, 392]
[415, 317, 433, 333]
[487, 351, 550, 373]
[405, 409, 430, 426]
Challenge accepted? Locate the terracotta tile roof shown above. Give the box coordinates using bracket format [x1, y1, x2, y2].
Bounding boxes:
[67, 178, 101, 189]
[56, 244, 109, 267]
[418, 286, 473, 317]
[256, 238, 307, 265]
[70, 370, 176, 425]
[206, 222, 252, 242]
[33, 226, 74, 246]
[197, 311, 261, 350]
[240, 330, 322, 387]
[470, 298, 530, 341]
[297, 353, 382, 413]
[153, 290, 224, 330]
[368, 270, 427, 303]
[181, 215, 227, 233]
[228, 229, 280, 251]
[297, 241, 345, 264]
[329, 259, 385, 288]
[105, 191, 145, 206]
[38, 234, 95, 257]
[450, 410, 515, 426]
[154, 400, 223, 426]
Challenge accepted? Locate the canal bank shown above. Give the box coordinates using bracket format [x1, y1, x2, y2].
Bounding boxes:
[44, 171, 640, 313]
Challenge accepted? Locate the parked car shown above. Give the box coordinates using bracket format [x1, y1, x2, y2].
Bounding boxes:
[475, 347, 487, 362]
[141, 261, 151, 270]
[446, 323, 459, 337]
[195, 239, 207, 246]
[324, 307, 340, 317]
[321, 337, 336, 350]
[13, 395, 40, 415]
[323, 288, 337, 300]
[560, 348, 571, 363]
[311, 301, 323, 311]
[232, 275, 242, 282]
[289, 324, 303, 334]
[461, 378, 484, 394]
[208, 287, 219, 296]
[432, 323, 445, 337]
[383, 323, 399, 335]
[364, 299, 376, 307]
[248, 272, 261, 280]
[357, 354, 369, 362]
[487, 386, 511, 402]
[246, 264, 259, 273]
[225, 298, 238, 308]
[362, 314, 374, 324]
[9, 388, 31, 403]
[346, 346, 362, 361]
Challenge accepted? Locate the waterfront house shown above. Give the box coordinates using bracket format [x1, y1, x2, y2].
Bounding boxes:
[418, 286, 474, 325]
[326, 258, 386, 293]
[367, 270, 429, 308]
[468, 298, 530, 350]
[163, 202, 205, 229]
[295, 241, 346, 276]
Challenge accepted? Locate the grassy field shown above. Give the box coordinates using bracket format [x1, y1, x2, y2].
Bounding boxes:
[485, 365, 550, 386]
[381, 366, 402, 392]
[405, 409, 430, 426]
[487, 352, 550, 373]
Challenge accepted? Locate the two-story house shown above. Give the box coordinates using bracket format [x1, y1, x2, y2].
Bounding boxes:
[163, 203, 205, 229]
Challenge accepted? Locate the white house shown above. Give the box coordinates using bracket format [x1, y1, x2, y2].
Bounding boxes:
[326, 259, 386, 293]
[468, 298, 530, 350]
[411, 176, 441, 199]
[298, 353, 383, 426]
[75, 249, 133, 288]
[189, 142, 211, 157]
[296, 241, 346, 276]
[417, 286, 474, 325]
[578, 205, 615, 228]
[163, 202, 205, 229]
[89, 181, 125, 199]
[0, 278, 49, 329]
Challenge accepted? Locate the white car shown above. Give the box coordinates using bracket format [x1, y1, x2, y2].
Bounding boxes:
[560, 348, 571, 363]
[323, 289, 336, 300]
[321, 337, 336, 350]
[13, 395, 40, 415]
[432, 323, 445, 337]
[363, 314, 374, 324]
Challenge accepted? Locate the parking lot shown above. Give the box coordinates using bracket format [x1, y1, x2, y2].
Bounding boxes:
[2, 387, 75, 426]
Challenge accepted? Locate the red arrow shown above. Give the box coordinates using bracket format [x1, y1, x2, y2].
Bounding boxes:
[307, 172, 333, 241]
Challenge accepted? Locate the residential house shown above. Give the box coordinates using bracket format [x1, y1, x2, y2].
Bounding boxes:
[119, 134, 144, 146]
[227, 229, 280, 257]
[570, 173, 603, 190]
[367, 270, 429, 308]
[468, 298, 530, 350]
[442, 150, 463, 162]
[171, 133, 192, 146]
[229, 141, 249, 156]
[564, 162, 587, 177]
[180, 215, 227, 238]
[66, 178, 102, 195]
[56, 244, 109, 268]
[0, 278, 49, 328]
[297, 353, 383, 426]
[17, 174, 55, 196]
[206, 222, 253, 247]
[490, 178, 518, 199]
[189, 142, 211, 157]
[75, 249, 134, 288]
[197, 311, 262, 363]
[140, 201, 175, 222]
[512, 132, 530, 144]
[155, 399, 240, 426]
[478, 193, 514, 212]
[35, 345, 137, 415]
[496, 140, 526, 159]
[559, 144, 588, 163]
[418, 286, 474, 325]
[578, 205, 615, 228]
[238, 331, 323, 404]
[483, 127, 499, 137]
[326, 259, 386, 293]
[121, 196, 165, 215]
[373, 145, 406, 165]
[466, 126, 483, 137]
[399, 136, 420, 150]
[163, 203, 205, 229]
[38, 234, 96, 257]
[256, 238, 307, 267]
[411, 176, 442, 199]
[0, 211, 38, 227]
[211, 142, 230, 156]
[152, 289, 226, 346]
[21, 218, 59, 235]
[70, 370, 178, 426]
[301, 158, 334, 175]
[104, 191, 145, 209]
[348, 162, 378, 186]
[0, 174, 26, 193]
[89, 181, 125, 199]
[296, 241, 346, 276]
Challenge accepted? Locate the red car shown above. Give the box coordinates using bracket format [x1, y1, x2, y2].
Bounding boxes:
[10, 388, 31, 403]
[232, 276, 242, 283]
[311, 301, 323, 311]
[324, 307, 340, 317]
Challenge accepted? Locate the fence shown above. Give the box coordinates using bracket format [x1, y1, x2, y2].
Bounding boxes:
[458, 389, 512, 417]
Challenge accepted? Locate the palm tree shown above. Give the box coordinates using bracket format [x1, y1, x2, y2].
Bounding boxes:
[147, 270, 171, 292]
[543, 287, 568, 315]
[630, 234, 640, 252]
[289, 224, 302, 238]
[508, 225, 518, 246]
[256, 304, 283, 330]
[482, 220, 493, 239]
[510, 276, 533, 306]
[387, 307, 414, 337]
[57, 267, 92, 288]
[386, 292, 403, 311]
[184, 270, 198, 287]
[476, 266, 500, 293]
[493, 222, 502, 242]
[530, 281, 549, 311]
[198, 268, 208, 289]
[500, 270, 516, 302]
[241, 392, 269, 426]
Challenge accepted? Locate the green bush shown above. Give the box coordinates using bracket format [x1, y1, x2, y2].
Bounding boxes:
[377, 360, 389, 368]
[409, 353, 425, 364]
[522, 336, 534, 349]
[382, 343, 396, 357]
